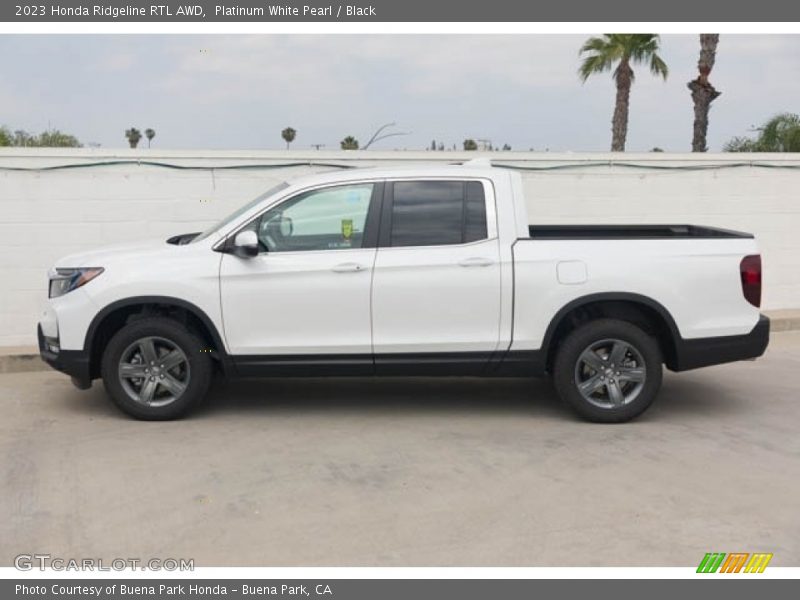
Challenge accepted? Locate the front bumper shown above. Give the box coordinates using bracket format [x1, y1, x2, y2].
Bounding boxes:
[672, 314, 770, 371]
[37, 324, 92, 389]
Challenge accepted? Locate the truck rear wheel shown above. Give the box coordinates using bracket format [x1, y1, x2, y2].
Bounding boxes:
[101, 317, 212, 420]
[553, 319, 663, 422]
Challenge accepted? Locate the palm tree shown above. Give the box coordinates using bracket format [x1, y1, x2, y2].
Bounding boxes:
[125, 128, 142, 149]
[145, 128, 156, 148]
[340, 136, 359, 150]
[579, 34, 669, 151]
[724, 113, 800, 152]
[688, 34, 721, 152]
[281, 127, 296, 149]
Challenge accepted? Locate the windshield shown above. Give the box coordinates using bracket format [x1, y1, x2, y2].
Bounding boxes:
[192, 182, 290, 242]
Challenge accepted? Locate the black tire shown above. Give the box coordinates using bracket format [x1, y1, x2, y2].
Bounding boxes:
[553, 319, 663, 423]
[101, 317, 212, 420]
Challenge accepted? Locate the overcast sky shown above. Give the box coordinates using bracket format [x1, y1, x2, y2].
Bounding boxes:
[1, 34, 798, 152]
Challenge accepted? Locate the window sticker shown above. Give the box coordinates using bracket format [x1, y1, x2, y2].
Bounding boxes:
[341, 219, 354, 240]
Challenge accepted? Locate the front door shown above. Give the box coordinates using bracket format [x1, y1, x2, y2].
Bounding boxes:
[220, 181, 382, 374]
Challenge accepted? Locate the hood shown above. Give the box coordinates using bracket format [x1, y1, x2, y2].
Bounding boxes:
[53, 236, 195, 270]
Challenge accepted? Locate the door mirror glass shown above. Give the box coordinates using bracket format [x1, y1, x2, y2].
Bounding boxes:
[233, 230, 259, 257]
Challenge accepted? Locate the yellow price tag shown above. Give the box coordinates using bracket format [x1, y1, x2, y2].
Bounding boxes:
[341, 219, 353, 240]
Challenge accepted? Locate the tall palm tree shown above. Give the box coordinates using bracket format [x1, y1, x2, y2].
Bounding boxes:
[281, 127, 296, 149]
[125, 128, 142, 149]
[579, 34, 669, 151]
[144, 128, 156, 148]
[688, 34, 721, 152]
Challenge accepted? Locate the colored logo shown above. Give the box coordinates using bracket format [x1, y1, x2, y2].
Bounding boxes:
[697, 552, 773, 573]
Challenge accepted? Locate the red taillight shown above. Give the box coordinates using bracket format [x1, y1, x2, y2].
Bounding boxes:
[740, 254, 762, 307]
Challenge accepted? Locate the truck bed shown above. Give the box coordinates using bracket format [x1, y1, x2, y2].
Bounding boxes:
[527, 224, 753, 240]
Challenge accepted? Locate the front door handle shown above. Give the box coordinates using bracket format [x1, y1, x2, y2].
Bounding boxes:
[331, 262, 366, 273]
[458, 257, 494, 268]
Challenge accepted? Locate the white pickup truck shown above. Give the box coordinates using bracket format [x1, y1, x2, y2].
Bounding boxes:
[39, 163, 769, 422]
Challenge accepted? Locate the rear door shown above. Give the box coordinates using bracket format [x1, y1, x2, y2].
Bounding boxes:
[370, 179, 502, 374]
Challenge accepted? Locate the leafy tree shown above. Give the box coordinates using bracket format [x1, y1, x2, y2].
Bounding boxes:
[145, 128, 156, 148]
[36, 130, 81, 147]
[463, 139, 478, 151]
[688, 34, 721, 152]
[13, 130, 34, 146]
[0, 126, 81, 147]
[125, 128, 142, 149]
[340, 136, 359, 150]
[723, 137, 759, 152]
[281, 127, 296, 149]
[723, 113, 800, 152]
[579, 34, 668, 151]
[502, 144, 512, 151]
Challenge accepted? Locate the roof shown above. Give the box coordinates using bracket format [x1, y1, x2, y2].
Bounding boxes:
[281, 160, 505, 191]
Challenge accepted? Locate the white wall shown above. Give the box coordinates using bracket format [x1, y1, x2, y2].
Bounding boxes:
[1, 148, 799, 347]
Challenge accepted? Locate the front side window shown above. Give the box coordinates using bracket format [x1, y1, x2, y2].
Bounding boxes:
[389, 180, 488, 247]
[254, 183, 374, 252]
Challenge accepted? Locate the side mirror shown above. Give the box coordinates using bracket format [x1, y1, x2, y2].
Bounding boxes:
[232, 230, 259, 258]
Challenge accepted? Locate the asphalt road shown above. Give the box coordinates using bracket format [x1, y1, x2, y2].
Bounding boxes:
[2, 333, 799, 567]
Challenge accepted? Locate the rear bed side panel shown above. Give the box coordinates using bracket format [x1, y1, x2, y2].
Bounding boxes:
[510, 237, 762, 353]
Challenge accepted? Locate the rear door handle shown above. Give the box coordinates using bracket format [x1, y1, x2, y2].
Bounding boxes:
[458, 257, 494, 267]
[331, 262, 366, 273]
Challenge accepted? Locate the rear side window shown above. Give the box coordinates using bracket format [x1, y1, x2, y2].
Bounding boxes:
[389, 180, 488, 247]
[464, 181, 488, 243]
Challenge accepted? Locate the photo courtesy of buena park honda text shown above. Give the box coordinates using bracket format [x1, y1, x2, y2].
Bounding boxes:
[1, 0, 799, 598]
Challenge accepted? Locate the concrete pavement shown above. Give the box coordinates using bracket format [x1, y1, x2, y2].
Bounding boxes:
[2, 332, 799, 567]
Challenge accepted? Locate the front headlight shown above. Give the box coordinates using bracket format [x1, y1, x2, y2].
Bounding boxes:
[49, 267, 105, 298]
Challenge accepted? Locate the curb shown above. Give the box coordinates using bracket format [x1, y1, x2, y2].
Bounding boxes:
[766, 310, 800, 332]
[2, 311, 799, 376]
[0, 352, 48, 375]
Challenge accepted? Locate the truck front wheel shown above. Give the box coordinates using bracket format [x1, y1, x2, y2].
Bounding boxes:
[100, 317, 212, 420]
[553, 319, 663, 422]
